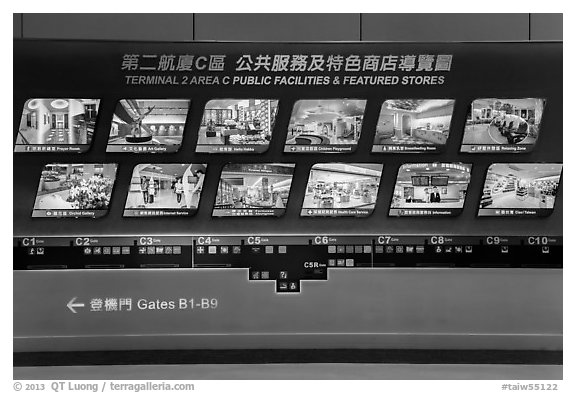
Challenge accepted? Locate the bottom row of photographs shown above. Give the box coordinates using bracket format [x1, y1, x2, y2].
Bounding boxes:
[31, 162, 562, 218]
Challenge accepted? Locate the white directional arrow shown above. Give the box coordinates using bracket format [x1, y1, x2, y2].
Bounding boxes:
[67, 297, 85, 314]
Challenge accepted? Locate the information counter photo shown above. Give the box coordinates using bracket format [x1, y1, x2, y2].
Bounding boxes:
[389, 163, 472, 216]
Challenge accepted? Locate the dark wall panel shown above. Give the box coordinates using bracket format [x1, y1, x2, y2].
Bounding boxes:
[16, 13, 562, 42]
[14, 13, 22, 39]
[22, 13, 194, 41]
[530, 13, 562, 41]
[195, 13, 360, 41]
[362, 13, 529, 42]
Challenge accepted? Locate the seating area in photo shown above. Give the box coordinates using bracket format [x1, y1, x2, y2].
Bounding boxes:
[462, 98, 544, 146]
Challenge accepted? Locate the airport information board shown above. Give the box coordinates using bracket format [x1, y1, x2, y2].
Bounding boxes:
[13, 40, 562, 351]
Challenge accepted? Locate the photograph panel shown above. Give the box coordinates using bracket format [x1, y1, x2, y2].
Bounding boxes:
[284, 99, 366, 153]
[389, 163, 472, 217]
[15, 98, 100, 153]
[32, 163, 117, 218]
[372, 99, 454, 153]
[213, 163, 295, 217]
[123, 164, 207, 217]
[301, 163, 383, 217]
[478, 163, 562, 217]
[461, 98, 545, 153]
[196, 99, 278, 153]
[107, 99, 190, 153]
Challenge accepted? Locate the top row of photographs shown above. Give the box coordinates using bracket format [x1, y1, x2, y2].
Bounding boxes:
[15, 98, 546, 154]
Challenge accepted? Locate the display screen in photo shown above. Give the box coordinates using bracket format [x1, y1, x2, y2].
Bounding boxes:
[213, 163, 295, 217]
[15, 98, 100, 153]
[196, 99, 279, 153]
[123, 164, 207, 217]
[478, 163, 562, 217]
[301, 163, 383, 217]
[460, 98, 546, 153]
[107, 99, 190, 153]
[389, 163, 472, 217]
[372, 99, 454, 153]
[284, 99, 366, 153]
[32, 163, 117, 218]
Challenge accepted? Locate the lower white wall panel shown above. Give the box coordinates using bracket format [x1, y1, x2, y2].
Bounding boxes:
[14, 269, 562, 352]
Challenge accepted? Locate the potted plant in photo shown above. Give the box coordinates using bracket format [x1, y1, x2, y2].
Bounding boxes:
[66, 175, 114, 210]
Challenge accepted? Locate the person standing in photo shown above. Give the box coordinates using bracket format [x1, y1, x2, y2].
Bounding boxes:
[188, 169, 205, 208]
[148, 178, 156, 204]
[430, 186, 441, 203]
[141, 176, 149, 204]
[175, 178, 184, 206]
